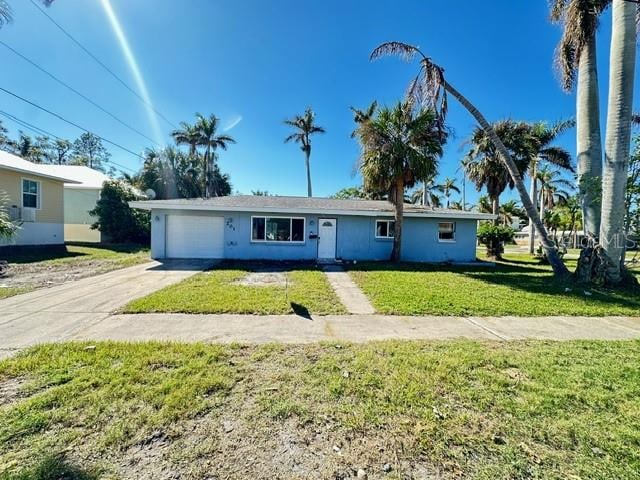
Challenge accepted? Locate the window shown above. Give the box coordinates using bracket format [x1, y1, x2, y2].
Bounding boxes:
[251, 216, 305, 243]
[375, 219, 395, 238]
[438, 222, 456, 241]
[22, 179, 40, 209]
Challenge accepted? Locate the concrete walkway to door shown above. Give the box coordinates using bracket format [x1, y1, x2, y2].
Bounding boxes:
[322, 265, 375, 314]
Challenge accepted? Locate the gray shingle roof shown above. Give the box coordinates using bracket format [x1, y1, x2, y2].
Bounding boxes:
[131, 195, 496, 220]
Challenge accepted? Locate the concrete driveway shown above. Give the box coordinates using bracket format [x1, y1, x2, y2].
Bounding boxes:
[0, 260, 212, 354]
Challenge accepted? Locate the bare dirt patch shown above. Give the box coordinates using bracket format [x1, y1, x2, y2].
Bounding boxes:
[0, 259, 130, 292]
[233, 271, 289, 287]
[0, 376, 28, 407]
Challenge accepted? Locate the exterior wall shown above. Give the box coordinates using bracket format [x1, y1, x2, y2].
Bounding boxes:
[63, 188, 102, 243]
[149, 208, 479, 263]
[0, 222, 64, 246]
[0, 169, 64, 223]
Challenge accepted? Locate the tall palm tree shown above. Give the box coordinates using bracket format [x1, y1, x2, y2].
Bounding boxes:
[527, 120, 575, 253]
[536, 165, 574, 223]
[550, 0, 610, 239]
[0, 1, 11, 28]
[440, 177, 460, 208]
[370, 41, 570, 278]
[354, 102, 445, 261]
[284, 107, 325, 197]
[600, 0, 636, 283]
[194, 113, 235, 198]
[500, 200, 526, 227]
[464, 120, 532, 223]
[171, 121, 200, 155]
[410, 175, 443, 207]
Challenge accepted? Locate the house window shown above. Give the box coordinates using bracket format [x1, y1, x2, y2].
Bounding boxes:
[22, 179, 40, 209]
[251, 216, 305, 243]
[438, 222, 456, 241]
[375, 219, 395, 238]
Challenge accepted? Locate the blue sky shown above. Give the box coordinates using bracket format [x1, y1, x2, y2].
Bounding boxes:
[0, 0, 633, 204]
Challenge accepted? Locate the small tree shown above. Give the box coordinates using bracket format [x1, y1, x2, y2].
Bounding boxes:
[72, 132, 110, 171]
[0, 191, 18, 241]
[90, 180, 149, 244]
[477, 223, 515, 260]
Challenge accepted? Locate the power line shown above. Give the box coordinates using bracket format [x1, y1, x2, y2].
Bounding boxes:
[0, 40, 161, 147]
[0, 85, 144, 163]
[0, 109, 137, 173]
[28, 0, 178, 130]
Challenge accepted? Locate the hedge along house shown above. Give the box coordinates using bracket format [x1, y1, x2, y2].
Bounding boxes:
[130, 196, 495, 262]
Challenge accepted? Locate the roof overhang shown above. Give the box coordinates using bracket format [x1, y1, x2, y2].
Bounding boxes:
[129, 201, 498, 221]
[0, 164, 81, 184]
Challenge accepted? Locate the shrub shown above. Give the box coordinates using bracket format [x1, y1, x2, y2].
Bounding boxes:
[90, 180, 150, 244]
[477, 223, 515, 259]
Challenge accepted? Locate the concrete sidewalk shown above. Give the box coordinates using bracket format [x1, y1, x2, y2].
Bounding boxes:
[55, 313, 640, 344]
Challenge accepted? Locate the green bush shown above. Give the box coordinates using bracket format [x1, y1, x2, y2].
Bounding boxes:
[477, 223, 515, 259]
[90, 180, 150, 244]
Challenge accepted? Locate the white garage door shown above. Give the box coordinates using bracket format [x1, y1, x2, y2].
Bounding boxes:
[166, 215, 224, 259]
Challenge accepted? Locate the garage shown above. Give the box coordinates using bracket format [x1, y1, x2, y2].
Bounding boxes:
[165, 214, 224, 259]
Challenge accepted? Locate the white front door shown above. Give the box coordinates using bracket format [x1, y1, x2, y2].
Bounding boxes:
[318, 218, 337, 259]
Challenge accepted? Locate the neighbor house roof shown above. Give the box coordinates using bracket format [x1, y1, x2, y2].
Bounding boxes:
[0, 150, 81, 184]
[39, 165, 111, 189]
[130, 195, 497, 220]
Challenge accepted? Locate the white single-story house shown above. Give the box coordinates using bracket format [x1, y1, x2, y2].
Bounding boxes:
[40, 165, 110, 243]
[0, 151, 80, 246]
[130, 195, 495, 262]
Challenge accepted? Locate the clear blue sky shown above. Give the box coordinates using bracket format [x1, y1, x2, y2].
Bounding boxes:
[0, 0, 634, 204]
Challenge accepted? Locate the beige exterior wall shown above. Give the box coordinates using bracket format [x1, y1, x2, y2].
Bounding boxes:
[0, 169, 64, 223]
[65, 224, 101, 243]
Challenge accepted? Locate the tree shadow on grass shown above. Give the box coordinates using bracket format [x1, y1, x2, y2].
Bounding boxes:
[291, 302, 312, 320]
[4, 454, 98, 480]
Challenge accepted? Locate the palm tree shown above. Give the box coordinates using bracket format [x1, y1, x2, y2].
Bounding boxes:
[0, 1, 11, 28]
[194, 113, 235, 198]
[370, 41, 570, 278]
[440, 177, 460, 208]
[350, 101, 377, 138]
[527, 120, 575, 253]
[599, 0, 636, 283]
[354, 102, 445, 261]
[410, 174, 443, 206]
[500, 200, 526, 227]
[536, 166, 574, 223]
[550, 0, 610, 239]
[464, 120, 532, 223]
[171, 121, 200, 155]
[284, 107, 325, 197]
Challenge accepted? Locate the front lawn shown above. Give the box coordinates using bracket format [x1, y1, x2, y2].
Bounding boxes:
[123, 263, 346, 315]
[349, 254, 640, 316]
[1, 340, 639, 479]
[0, 244, 149, 299]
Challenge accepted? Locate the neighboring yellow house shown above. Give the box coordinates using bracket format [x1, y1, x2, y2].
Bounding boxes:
[0, 151, 80, 246]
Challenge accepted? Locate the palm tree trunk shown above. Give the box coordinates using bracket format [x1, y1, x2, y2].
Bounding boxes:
[491, 195, 500, 225]
[528, 160, 538, 254]
[600, 0, 636, 283]
[305, 148, 312, 197]
[422, 182, 427, 206]
[442, 79, 570, 278]
[204, 146, 211, 198]
[577, 35, 603, 241]
[391, 177, 404, 262]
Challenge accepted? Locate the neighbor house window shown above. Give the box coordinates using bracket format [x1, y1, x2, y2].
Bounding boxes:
[375, 219, 395, 238]
[22, 179, 40, 209]
[251, 216, 305, 243]
[438, 222, 456, 241]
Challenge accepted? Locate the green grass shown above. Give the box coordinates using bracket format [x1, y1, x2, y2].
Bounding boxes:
[0, 287, 29, 300]
[349, 253, 640, 316]
[1, 243, 149, 267]
[1, 341, 639, 478]
[123, 263, 346, 315]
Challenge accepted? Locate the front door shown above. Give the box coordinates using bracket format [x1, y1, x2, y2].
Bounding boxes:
[318, 218, 337, 260]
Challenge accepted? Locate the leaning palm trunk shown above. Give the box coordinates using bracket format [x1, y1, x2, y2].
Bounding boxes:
[528, 160, 538, 254]
[577, 35, 603, 240]
[599, 0, 636, 283]
[391, 177, 404, 261]
[443, 80, 570, 278]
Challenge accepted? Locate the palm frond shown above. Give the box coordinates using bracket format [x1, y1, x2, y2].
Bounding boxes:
[370, 41, 424, 62]
[0, 0, 12, 27]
